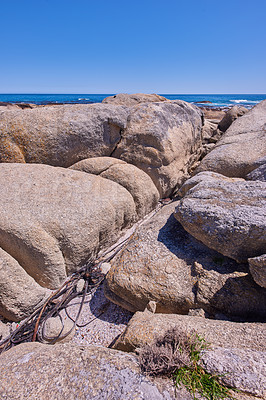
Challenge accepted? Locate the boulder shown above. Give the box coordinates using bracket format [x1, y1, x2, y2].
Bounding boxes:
[0, 163, 144, 320]
[112, 100, 203, 197]
[0, 342, 188, 400]
[218, 105, 248, 132]
[113, 311, 266, 398]
[196, 100, 266, 178]
[246, 159, 266, 182]
[70, 157, 160, 218]
[201, 107, 226, 121]
[113, 311, 266, 353]
[70, 156, 126, 174]
[0, 247, 49, 321]
[201, 347, 266, 398]
[0, 99, 204, 198]
[174, 171, 266, 263]
[0, 103, 130, 166]
[248, 254, 266, 288]
[105, 200, 266, 319]
[102, 93, 168, 106]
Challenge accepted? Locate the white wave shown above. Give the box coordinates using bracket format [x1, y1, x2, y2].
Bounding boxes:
[78, 98, 90, 101]
[230, 99, 248, 103]
[230, 99, 260, 104]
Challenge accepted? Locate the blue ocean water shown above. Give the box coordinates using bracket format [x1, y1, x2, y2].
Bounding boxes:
[0, 93, 265, 108]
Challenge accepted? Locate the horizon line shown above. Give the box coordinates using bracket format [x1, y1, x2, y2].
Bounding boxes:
[1, 92, 266, 95]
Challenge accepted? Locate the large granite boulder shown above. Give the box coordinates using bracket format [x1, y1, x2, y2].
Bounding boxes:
[0, 342, 188, 400]
[0, 248, 49, 321]
[70, 157, 160, 218]
[201, 347, 266, 398]
[196, 100, 266, 178]
[218, 105, 248, 132]
[102, 93, 168, 106]
[0, 99, 204, 198]
[0, 163, 158, 320]
[112, 100, 203, 197]
[113, 311, 266, 398]
[105, 200, 266, 319]
[174, 172, 266, 263]
[0, 103, 130, 166]
[113, 311, 266, 353]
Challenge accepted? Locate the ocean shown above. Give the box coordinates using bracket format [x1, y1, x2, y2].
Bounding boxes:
[0, 93, 265, 108]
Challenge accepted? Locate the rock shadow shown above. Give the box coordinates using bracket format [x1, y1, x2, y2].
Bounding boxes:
[88, 284, 133, 325]
[157, 211, 249, 275]
[209, 275, 266, 322]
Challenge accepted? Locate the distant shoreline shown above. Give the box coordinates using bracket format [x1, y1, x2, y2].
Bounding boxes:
[0, 93, 265, 109]
[0, 100, 231, 111]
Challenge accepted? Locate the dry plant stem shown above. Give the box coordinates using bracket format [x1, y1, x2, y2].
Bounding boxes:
[32, 276, 75, 342]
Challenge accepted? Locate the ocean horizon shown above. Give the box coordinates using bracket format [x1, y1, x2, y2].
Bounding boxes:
[0, 93, 265, 108]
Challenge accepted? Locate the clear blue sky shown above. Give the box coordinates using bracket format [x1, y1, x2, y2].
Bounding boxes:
[1, 0, 265, 94]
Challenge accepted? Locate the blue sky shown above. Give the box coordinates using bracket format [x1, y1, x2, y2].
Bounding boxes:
[0, 0, 265, 94]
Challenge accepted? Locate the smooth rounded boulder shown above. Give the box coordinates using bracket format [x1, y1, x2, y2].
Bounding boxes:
[0, 163, 145, 319]
[174, 171, 266, 263]
[112, 100, 203, 197]
[0, 248, 49, 321]
[0, 103, 130, 166]
[0, 98, 204, 198]
[218, 105, 248, 132]
[70, 157, 160, 218]
[102, 92, 168, 106]
[196, 100, 266, 178]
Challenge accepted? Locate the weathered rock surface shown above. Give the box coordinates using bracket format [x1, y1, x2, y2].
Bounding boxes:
[114, 312, 266, 397]
[0, 320, 10, 340]
[246, 160, 266, 182]
[40, 315, 75, 344]
[112, 100, 203, 197]
[0, 99, 204, 198]
[196, 100, 266, 178]
[105, 201, 266, 319]
[0, 103, 130, 166]
[0, 163, 146, 320]
[175, 171, 266, 263]
[0, 247, 49, 321]
[102, 93, 168, 106]
[201, 119, 219, 141]
[201, 347, 266, 398]
[218, 105, 248, 132]
[201, 107, 225, 121]
[248, 254, 266, 288]
[0, 342, 190, 400]
[70, 157, 160, 218]
[113, 311, 266, 353]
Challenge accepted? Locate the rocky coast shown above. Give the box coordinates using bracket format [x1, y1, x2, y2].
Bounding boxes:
[0, 93, 265, 399]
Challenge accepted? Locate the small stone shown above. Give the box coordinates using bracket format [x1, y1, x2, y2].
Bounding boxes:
[100, 262, 111, 275]
[41, 315, 75, 343]
[76, 279, 85, 292]
[145, 301, 157, 314]
[188, 308, 206, 318]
